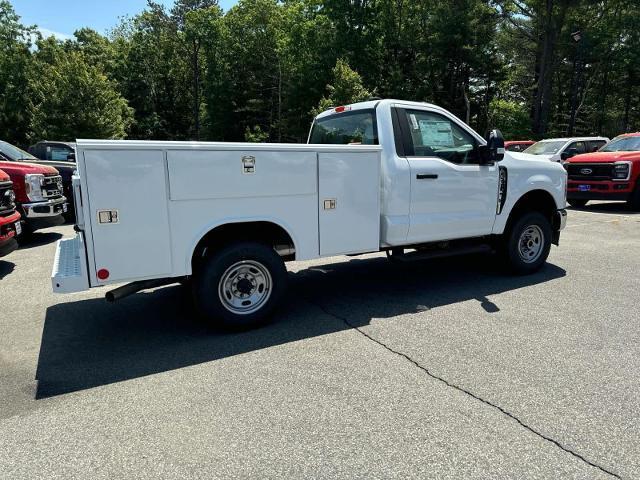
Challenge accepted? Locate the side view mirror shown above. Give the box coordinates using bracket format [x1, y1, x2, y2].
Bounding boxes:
[479, 129, 505, 165]
[561, 148, 578, 160]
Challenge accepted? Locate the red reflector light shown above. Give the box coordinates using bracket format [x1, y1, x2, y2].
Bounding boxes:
[334, 106, 350, 113]
[97, 269, 110, 280]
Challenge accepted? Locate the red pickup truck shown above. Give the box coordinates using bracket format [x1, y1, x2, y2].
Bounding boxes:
[0, 141, 67, 234]
[0, 168, 21, 257]
[565, 133, 640, 210]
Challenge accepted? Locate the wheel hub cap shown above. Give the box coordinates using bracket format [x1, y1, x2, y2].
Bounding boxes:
[219, 260, 272, 315]
[518, 225, 544, 264]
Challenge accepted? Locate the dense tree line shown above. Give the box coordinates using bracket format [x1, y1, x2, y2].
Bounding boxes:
[1, 0, 639, 147]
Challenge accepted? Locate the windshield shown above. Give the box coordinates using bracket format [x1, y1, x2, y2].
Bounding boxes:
[0, 140, 37, 161]
[523, 140, 566, 155]
[309, 110, 378, 145]
[600, 136, 640, 152]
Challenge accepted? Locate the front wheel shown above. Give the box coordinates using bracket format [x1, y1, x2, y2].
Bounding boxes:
[568, 199, 588, 208]
[192, 242, 288, 330]
[500, 211, 552, 275]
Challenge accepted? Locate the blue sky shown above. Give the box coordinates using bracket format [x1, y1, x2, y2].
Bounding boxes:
[12, 0, 237, 39]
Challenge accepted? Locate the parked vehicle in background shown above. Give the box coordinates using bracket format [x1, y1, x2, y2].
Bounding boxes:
[504, 140, 535, 152]
[0, 141, 67, 234]
[523, 137, 609, 162]
[26, 141, 77, 221]
[565, 132, 640, 209]
[0, 168, 21, 257]
[52, 99, 567, 331]
[28, 141, 76, 162]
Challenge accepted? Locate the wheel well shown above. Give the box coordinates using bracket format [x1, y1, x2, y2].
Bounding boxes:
[191, 221, 296, 271]
[506, 190, 557, 232]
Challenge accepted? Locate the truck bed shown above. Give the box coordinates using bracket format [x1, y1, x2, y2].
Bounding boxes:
[58, 140, 381, 290]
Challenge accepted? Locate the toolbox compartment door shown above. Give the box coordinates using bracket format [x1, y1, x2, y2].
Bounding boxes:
[318, 152, 380, 256]
[84, 149, 171, 283]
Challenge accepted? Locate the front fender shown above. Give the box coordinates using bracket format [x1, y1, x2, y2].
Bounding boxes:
[492, 166, 566, 235]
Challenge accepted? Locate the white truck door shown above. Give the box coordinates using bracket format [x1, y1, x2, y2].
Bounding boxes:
[395, 108, 498, 243]
[83, 149, 172, 283]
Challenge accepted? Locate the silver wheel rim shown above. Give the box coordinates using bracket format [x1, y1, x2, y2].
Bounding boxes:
[518, 225, 545, 264]
[218, 260, 272, 315]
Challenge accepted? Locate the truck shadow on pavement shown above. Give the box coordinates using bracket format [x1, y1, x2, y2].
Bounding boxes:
[0, 260, 15, 280]
[570, 201, 638, 215]
[36, 255, 565, 399]
[17, 231, 63, 250]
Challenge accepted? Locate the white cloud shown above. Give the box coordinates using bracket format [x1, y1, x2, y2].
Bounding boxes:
[38, 27, 73, 41]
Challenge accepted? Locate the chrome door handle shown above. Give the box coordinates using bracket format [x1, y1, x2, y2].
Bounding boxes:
[416, 174, 438, 179]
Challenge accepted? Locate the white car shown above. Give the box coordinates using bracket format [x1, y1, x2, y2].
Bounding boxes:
[523, 137, 609, 162]
[52, 99, 568, 330]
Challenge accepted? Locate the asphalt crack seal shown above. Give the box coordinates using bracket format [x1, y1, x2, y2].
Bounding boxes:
[308, 299, 621, 479]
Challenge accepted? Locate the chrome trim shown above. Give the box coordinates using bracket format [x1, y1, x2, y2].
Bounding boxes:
[612, 161, 632, 181]
[41, 175, 64, 198]
[567, 163, 619, 166]
[22, 196, 67, 218]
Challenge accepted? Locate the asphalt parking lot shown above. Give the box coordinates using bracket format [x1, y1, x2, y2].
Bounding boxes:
[1, 202, 638, 479]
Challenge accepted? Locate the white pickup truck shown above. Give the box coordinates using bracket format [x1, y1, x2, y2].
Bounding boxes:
[52, 99, 567, 329]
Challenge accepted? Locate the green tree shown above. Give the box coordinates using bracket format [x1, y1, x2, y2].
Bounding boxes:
[111, 3, 193, 140]
[2, 0, 640, 145]
[30, 48, 133, 140]
[312, 59, 373, 116]
[488, 99, 532, 138]
[184, 5, 223, 140]
[0, 0, 36, 146]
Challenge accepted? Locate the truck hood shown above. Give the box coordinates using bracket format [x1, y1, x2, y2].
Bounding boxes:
[28, 160, 76, 171]
[507, 151, 552, 162]
[510, 152, 555, 161]
[0, 168, 9, 182]
[0, 160, 59, 176]
[568, 151, 640, 164]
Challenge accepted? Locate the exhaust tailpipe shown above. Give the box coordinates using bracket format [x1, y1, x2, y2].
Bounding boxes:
[105, 278, 178, 302]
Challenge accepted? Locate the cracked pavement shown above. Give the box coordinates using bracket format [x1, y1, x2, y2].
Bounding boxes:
[1, 202, 639, 479]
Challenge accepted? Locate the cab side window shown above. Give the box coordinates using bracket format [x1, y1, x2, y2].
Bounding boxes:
[589, 140, 606, 152]
[399, 109, 478, 164]
[567, 141, 586, 154]
[48, 146, 73, 161]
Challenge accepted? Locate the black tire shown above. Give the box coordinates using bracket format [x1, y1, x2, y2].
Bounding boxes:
[192, 242, 288, 331]
[568, 199, 588, 208]
[627, 182, 640, 211]
[500, 211, 552, 275]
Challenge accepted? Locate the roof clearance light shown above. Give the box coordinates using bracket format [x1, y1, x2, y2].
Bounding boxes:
[334, 106, 351, 113]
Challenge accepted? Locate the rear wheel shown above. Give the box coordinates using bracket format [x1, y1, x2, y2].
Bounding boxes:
[568, 199, 588, 208]
[192, 242, 288, 330]
[500, 211, 552, 274]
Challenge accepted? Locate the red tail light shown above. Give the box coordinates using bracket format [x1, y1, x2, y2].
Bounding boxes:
[97, 268, 109, 280]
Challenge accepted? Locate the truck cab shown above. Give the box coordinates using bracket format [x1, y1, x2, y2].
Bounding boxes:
[309, 100, 567, 248]
[0, 141, 67, 233]
[52, 99, 567, 331]
[565, 132, 640, 209]
[0, 168, 21, 257]
[522, 137, 609, 162]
